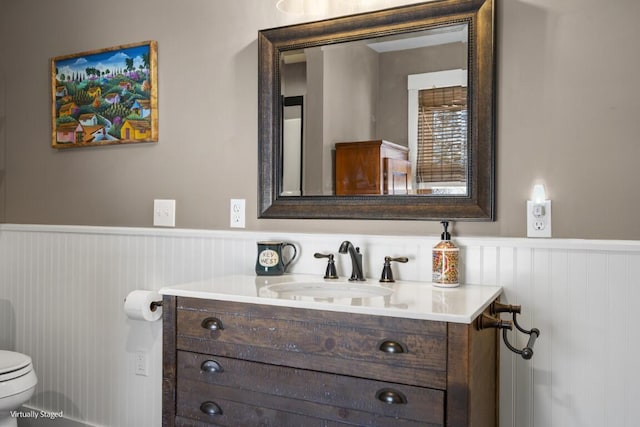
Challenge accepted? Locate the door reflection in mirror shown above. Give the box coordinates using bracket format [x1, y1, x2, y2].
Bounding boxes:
[282, 96, 303, 196]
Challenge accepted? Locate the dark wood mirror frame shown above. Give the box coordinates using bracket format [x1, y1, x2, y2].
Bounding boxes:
[258, 0, 495, 221]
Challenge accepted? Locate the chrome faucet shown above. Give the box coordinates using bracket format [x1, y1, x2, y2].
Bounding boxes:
[338, 241, 365, 281]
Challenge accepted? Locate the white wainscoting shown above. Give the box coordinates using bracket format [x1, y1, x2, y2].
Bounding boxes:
[0, 224, 638, 427]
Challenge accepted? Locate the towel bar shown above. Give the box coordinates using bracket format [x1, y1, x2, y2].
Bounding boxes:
[477, 302, 540, 360]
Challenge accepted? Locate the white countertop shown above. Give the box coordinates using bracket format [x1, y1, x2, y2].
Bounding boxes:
[159, 274, 502, 324]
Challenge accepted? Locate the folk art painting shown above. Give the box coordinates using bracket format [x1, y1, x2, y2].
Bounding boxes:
[51, 41, 158, 149]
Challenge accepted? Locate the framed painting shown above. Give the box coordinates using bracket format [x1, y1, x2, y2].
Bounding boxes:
[51, 40, 158, 149]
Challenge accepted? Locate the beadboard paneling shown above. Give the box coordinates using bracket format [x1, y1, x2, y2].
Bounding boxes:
[1, 225, 639, 427]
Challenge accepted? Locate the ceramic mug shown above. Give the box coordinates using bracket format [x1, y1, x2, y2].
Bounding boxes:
[255, 241, 298, 276]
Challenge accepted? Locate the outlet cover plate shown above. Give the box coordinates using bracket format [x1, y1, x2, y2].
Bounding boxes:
[527, 200, 551, 238]
[230, 199, 246, 228]
[134, 351, 149, 376]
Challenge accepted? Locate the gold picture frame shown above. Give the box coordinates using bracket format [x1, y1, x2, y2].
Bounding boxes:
[51, 40, 158, 149]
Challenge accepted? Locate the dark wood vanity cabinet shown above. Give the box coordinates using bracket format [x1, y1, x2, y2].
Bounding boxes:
[162, 296, 498, 427]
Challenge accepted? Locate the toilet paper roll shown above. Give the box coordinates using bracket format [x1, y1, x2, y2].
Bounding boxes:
[124, 290, 162, 321]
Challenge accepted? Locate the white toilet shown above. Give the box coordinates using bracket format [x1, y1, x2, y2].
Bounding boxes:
[0, 351, 37, 427]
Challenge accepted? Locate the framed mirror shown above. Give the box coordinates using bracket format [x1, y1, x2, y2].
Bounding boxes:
[259, 0, 495, 220]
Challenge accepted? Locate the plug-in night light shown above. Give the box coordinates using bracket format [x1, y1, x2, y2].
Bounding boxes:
[531, 184, 547, 203]
[527, 183, 551, 238]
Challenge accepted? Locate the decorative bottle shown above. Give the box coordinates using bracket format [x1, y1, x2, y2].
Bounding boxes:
[432, 221, 459, 287]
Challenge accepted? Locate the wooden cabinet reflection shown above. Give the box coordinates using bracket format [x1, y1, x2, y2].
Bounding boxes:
[335, 140, 412, 195]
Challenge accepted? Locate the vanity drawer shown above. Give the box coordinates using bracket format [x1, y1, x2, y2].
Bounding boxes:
[176, 298, 447, 388]
[176, 351, 444, 427]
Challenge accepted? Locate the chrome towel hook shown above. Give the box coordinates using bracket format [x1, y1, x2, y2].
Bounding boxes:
[477, 302, 540, 360]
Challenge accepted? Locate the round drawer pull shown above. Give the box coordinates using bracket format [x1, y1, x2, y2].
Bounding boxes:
[201, 360, 224, 373]
[200, 401, 223, 416]
[201, 317, 224, 331]
[378, 340, 407, 354]
[376, 388, 408, 405]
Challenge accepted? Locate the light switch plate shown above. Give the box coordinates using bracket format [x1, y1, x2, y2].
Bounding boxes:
[153, 199, 176, 227]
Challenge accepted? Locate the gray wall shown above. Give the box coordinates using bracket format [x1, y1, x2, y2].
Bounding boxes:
[377, 42, 468, 147]
[1, 0, 639, 240]
[323, 42, 379, 144]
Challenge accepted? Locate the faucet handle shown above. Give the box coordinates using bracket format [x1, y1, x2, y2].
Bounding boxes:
[314, 253, 339, 279]
[379, 256, 409, 283]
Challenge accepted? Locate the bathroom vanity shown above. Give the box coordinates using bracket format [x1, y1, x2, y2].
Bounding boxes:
[160, 275, 502, 427]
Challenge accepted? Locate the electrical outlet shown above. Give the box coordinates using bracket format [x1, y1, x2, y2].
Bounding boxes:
[230, 199, 246, 228]
[134, 352, 148, 376]
[527, 200, 552, 238]
[153, 199, 176, 227]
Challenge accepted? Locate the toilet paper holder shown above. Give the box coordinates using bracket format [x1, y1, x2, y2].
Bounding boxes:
[477, 301, 540, 360]
[122, 296, 162, 311]
[123, 290, 164, 322]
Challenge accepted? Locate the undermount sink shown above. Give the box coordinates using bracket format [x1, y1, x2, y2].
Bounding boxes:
[265, 282, 393, 299]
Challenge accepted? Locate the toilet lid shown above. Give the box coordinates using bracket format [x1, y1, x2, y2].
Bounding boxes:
[0, 350, 31, 375]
